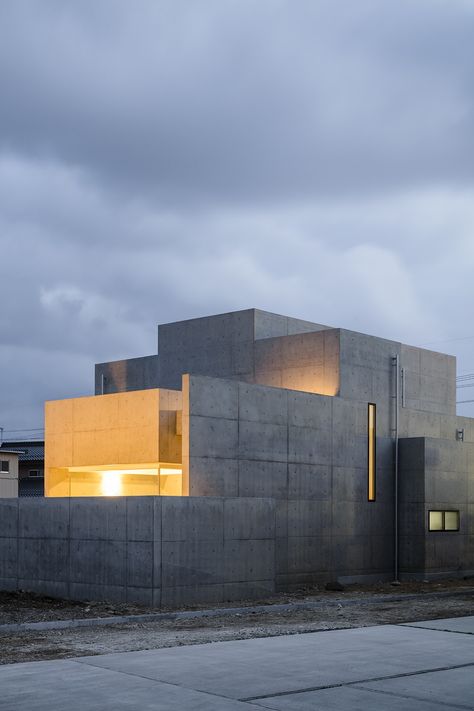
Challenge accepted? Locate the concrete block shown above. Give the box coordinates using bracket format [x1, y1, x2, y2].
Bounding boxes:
[288, 425, 332, 465]
[188, 376, 238, 419]
[0, 499, 18, 537]
[224, 540, 275, 582]
[161, 540, 224, 587]
[238, 460, 288, 498]
[224, 498, 275, 540]
[239, 421, 288, 462]
[189, 457, 238, 497]
[223, 580, 275, 601]
[286, 536, 331, 574]
[162, 497, 223, 541]
[69, 539, 126, 586]
[238, 382, 288, 425]
[287, 500, 331, 537]
[127, 541, 153, 588]
[161, 584, 224, 607]
[126, 497, 154, 541]
[189, 416, 238, 459]
[287, 391, 332, 429]
[69, 582, 127, 603]
[18, 539, 69, 581]
[0, 538, 17, 579]
[19, 498, 69, 539]
[70, 498, 127, 540]
[288, 464, 330, 500]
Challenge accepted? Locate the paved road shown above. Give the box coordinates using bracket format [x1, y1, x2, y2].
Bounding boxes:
[1, 616, 473, 710]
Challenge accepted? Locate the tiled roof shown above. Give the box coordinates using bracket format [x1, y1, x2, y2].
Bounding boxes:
[1, 443, 44, 461]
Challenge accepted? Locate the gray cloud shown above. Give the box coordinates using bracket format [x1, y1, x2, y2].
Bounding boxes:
[1, 0, 474, 432]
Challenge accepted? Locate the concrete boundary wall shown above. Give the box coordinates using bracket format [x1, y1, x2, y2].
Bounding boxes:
[0, 496, 276, 607]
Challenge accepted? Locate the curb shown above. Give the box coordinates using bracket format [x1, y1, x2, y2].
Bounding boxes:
[0, 588, 473, 634]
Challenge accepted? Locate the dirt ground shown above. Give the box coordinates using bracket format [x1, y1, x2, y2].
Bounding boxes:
[1, 579, 473, 666]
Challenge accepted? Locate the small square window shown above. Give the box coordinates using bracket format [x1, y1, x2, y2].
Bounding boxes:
[1, 460, 9, 473]
[429, 510, 460, 532]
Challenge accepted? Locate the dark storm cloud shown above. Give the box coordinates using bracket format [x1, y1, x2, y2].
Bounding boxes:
[1, 0, 474, 203]
[1, 0, 474, 431]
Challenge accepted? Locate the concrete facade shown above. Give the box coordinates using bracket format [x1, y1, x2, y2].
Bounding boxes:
[1, 308, 472, 606]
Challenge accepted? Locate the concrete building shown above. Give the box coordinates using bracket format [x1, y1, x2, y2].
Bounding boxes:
[0, 441, 44, 497]
[0, 450, 19, 498]
[1, 309, 472, 606]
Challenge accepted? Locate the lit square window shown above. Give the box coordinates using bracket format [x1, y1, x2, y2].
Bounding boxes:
[444, 511, 460, 531]
[429, 511, 443, 531]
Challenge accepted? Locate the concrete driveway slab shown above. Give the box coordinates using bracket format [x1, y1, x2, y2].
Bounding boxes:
[254, 684, 468, 710]
[0, 658, 262, 711]
[0, 617, 473, 710]
[403, 615, 474, 634]
[77, 623, 474, 700]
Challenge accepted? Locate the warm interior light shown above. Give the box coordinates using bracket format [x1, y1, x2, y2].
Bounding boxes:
[101, 471, 122, 497]
[159, 467, 182, 475]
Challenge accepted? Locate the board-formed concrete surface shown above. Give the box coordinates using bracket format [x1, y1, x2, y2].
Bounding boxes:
[1, 617, 473, 710]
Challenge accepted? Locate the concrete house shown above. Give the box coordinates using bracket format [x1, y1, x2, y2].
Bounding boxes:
[2, 309, 473, 606]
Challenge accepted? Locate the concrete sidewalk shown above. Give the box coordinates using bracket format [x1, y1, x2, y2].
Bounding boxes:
[1, 616, 473, 710]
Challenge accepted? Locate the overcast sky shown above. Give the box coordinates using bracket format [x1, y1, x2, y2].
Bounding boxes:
[1, 0, 474, 435]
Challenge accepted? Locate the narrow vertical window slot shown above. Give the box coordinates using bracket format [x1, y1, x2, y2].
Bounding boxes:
[368, 403, 376, 501]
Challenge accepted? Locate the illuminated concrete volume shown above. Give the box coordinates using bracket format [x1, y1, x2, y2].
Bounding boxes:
[37, 308, 474, 600]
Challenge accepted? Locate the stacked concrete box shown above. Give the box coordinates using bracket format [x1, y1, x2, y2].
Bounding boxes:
[399, 438, 474, 579]
[0, 496, 275, 607]
[96, 309, 330, 395]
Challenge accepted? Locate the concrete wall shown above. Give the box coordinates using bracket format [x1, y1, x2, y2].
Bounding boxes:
[183, 374, 395, 587]
[0, 496, 275, 606]
[253, 329, 340, 396]
[399, 437, 474, 579]
[95, 355, 159, 395]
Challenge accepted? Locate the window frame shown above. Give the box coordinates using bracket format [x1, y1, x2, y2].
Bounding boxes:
[0, 460, 9, 473]
[368, 402, 376, 502]
[428, 509, 460, 532]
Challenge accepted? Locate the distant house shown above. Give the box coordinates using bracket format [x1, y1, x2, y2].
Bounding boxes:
[0, 449, 19, 497]
[0, 440, 44, 496]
